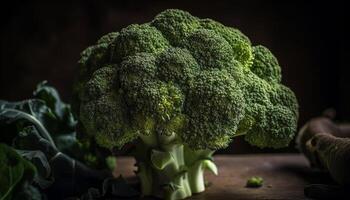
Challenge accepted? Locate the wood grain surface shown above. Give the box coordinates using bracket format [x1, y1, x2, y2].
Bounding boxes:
[115, 154, 314, 200]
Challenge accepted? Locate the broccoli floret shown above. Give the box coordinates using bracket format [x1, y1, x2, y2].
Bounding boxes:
[200, 18, 253, 67]
[74, 9, 299, 200]
[245, 105, 297, 148]
[246, 176, 264, 188]
[79, 67, 135, 148]
[119, 53, 157, 89]
[97, 32, 119, 45]
[183, 29, 235, 70]
[151, 9, 201, 46]
[113, 24, 169, 61]
[251, 45, 281, 83]
[157, 47, 199, 86]
[270, 84, 299, 117]
[185, 69, 245, 149]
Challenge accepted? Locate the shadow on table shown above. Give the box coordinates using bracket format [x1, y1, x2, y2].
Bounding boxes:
[277, 163, 335, 185]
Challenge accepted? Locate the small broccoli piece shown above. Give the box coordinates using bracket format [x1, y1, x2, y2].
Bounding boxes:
[246, 176, 264, 188]
[74, 9, 299, 200]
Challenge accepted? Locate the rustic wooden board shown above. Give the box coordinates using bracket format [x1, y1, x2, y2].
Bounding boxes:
[115, 154, 313, 200]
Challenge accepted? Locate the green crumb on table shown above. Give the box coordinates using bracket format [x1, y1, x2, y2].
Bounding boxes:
[105, 156, 117, 171]
[246, 176, 264, 188]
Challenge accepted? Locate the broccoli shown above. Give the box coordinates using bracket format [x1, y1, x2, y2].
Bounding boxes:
[246, 176, 264, 188]
[74, 9, 298, 200]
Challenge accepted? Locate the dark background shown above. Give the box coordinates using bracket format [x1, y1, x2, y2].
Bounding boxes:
[0, 0, 348, 153]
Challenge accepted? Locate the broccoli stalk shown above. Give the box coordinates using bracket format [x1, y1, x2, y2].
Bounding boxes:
[74, 9, 299, 200]
[132, 132, 217, 199]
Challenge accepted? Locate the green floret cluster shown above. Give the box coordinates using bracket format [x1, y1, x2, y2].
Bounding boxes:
[74, 9, 298, 200]
[246, 176, 264, 188]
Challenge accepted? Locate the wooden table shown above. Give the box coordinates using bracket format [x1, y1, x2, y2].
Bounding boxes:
[115, 154, 314, 200]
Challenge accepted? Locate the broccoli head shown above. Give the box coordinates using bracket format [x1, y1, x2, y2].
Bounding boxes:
[75, 9, 298, 200]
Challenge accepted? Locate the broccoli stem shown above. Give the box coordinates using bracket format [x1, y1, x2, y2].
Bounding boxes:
[132, 132, 217, 200]
[187, 160, 206, 193]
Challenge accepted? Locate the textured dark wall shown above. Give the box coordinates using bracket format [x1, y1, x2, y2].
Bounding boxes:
[0, 0, 347, 153]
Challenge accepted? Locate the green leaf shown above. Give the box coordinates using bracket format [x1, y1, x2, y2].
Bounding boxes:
[0, 143, 36, 200]
[16, 149, 53, 189]
[0, 99, 55, 126]
[0, 108, 57, 150]
[12, 126, 58, 189]
[0, 82, 80, 160]
[12, 126, 58, 157]
[151, 149, 173, 170]
[0, 81, 113, 199]
[33, 81, 78, 152]
[33, 81, 77, 129]
[0, 81, 78, 153]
